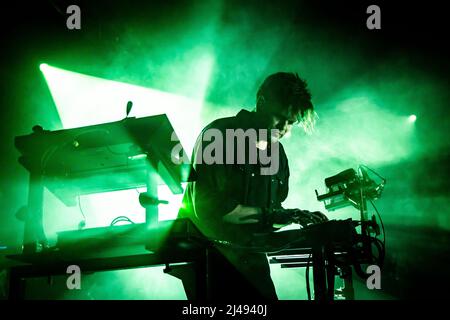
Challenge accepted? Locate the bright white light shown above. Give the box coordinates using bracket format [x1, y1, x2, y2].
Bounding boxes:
[39, 64, 206, 154]
[39, 63, 48, 72]
[408, 114, 417, 123]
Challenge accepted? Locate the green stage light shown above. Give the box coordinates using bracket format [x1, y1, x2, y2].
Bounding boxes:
[39, 63, 49, 72]
[408, 114, 417, 123]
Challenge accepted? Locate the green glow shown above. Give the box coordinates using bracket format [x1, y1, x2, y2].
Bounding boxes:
[408, 114, 417, 123]
[157, 183, 187, 221]
[39, 63, 49, 72]
[39, 63, 214, 153]
[18, 1, 447, 299]
[39, 62, 213, 225]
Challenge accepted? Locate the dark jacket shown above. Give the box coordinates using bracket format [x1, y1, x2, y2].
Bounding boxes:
[179, 109, 290, 245]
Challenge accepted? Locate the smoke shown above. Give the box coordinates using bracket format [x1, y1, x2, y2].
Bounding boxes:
[2, 0, 449, 299]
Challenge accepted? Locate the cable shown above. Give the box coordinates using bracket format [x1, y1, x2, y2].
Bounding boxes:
[48, 0, 65, 16]
[306, 253, 312, 300]
[215, 236, 310, 254]
[77, 196, 86, 220]
[371, 236, 385, 266]
[111, 218, 134, 226]
[369, 199, 386, 249]
[111, 217, 134, 225]
[360, 164, 387, 184]
[77, 195, 86, 229]
[110, 216, 135, 226]
[351, 233, 385, 280]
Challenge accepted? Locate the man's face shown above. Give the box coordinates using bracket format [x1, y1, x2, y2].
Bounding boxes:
[268, 105, 300, 141]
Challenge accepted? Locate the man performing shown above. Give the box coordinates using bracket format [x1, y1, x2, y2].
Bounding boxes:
[177, 72, 328, 300]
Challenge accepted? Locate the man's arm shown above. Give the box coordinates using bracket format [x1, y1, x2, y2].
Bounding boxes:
[223, 206, 329, 227]
[222, 205, 296, 229]
[222, 205, 262, 224]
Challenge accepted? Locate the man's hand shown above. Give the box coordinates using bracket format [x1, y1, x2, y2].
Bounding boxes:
[307, 210, 329, 223]
[267, 208, 328, 227]
[291, 209, 328, 226]
[223, 205, 262, 224]
[222, 205, 328, 228]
